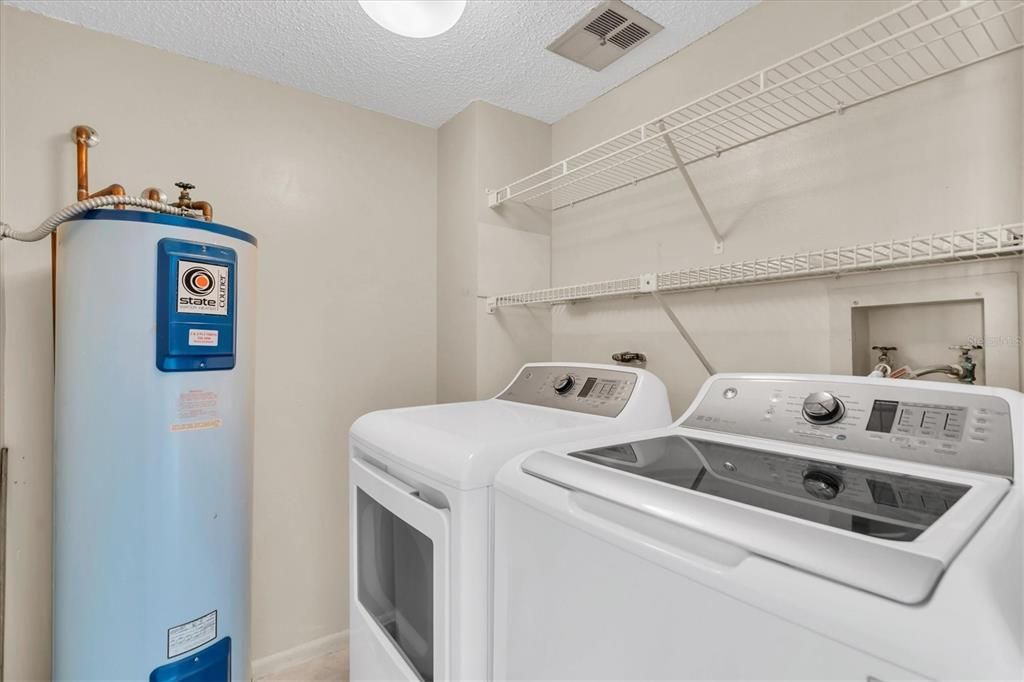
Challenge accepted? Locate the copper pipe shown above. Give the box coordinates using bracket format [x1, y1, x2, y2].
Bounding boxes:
[142, 188, 164, 202]
[73, 125, 93, 200]
[88, 183, 125, 198]
[59, 126, 98, 350]
[51, 235, 57, 343]
[88, 183, 126, 210]
[171, 200, 214, 222]
[190, 201, 213, 222]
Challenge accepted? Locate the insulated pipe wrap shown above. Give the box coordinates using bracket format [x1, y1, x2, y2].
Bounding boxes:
[0, 196, 187, 242]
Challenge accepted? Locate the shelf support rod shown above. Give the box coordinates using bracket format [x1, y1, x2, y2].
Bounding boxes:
[651, 291, 716, 376]
[659, 121, 724, 254]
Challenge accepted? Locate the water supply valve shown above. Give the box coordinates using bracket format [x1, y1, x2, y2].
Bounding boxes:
[612, 351, 647, 367]
[871, 345, 898, 365]
[867, 345, 899, 378]
[175, 181, 195, 204]
[171, 182, 213, 222]
[950, 344, 983, 385]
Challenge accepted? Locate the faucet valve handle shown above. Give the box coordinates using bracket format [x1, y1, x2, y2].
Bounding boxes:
[174, 181, 195, 205]
[949, 344, 983, 385]
[871, 345, 898, 364]
[612, 351, 647, 366]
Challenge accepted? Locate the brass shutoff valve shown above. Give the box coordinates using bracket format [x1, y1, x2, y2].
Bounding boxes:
[171, 181, 213, 222]
[175, 181, 195, 205]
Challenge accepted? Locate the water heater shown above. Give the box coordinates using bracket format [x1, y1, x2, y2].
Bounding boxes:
[52, 209, 257, 680]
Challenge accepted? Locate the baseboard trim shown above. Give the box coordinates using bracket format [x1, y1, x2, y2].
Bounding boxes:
[251, 630, 349, 680]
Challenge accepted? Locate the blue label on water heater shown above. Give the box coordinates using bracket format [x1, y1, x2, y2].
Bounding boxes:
[156, 238, 237, 372]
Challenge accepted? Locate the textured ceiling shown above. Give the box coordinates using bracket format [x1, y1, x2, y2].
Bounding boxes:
[4, 0, 756, 128]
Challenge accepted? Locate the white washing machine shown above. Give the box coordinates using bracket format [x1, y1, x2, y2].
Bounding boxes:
[349, 363, 671, 681]
[493, 374, 1023, 680]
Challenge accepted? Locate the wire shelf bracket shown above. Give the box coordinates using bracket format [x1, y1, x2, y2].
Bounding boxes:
[659, 120, 724, 254]
[651, 291, 717, 375]
[487, 0, 1024, 251]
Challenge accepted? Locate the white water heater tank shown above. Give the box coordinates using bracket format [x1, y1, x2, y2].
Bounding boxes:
[53, 209, 256, 680]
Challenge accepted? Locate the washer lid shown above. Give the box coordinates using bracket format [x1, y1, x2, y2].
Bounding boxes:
[519, 429, 1011, 603]
[351, 399, 613, 490]
[571, 435, 974, 542]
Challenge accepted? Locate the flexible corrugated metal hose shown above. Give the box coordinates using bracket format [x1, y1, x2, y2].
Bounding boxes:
[0, 195, 187, 242]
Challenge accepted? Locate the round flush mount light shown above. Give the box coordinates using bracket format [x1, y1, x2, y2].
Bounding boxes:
[358, 1, 467, 39]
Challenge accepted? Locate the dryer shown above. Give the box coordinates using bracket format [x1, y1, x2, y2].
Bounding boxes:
[349, 363, 671, 681]
[493, 374, 1023, 680]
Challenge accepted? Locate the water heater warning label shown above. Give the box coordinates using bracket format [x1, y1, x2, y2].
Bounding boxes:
[177, 260, 229, 316]
[167, 610, 217, 658]
[189, 329, 220, 346]
[171, 389, 222, 432]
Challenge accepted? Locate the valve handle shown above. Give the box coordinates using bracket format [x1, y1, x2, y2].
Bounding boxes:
[174, 181, 196, 191]
[950, 344, 983, 352]
[872, 345, 898, 352]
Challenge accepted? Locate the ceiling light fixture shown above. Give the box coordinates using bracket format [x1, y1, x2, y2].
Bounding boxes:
[358, 1, 467, 39]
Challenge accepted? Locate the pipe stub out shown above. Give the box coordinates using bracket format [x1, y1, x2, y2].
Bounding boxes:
[71, 125, 99, 147]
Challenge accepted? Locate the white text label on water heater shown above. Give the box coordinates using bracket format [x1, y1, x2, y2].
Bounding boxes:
[167, 610, 218, 658]
[177, 260, 229, 316]
[188, 329, 220, 346]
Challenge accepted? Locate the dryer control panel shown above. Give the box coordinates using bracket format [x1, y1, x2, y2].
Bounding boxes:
[497, 365, 638, 418]
[681, 377, 1014, 478]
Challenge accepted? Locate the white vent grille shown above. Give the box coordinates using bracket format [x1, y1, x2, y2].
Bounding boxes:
[549, 0, 664, 71]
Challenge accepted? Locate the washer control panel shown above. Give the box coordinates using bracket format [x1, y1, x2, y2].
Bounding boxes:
[497, 365, 638, 418]
[681, 377, 1014, 477]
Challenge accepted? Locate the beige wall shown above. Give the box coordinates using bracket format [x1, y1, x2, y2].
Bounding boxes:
[437, 105, 479, 402]
[438, 101, 552, 403]
[546, 0, 1024, 414]
[0, 6, 437, 679]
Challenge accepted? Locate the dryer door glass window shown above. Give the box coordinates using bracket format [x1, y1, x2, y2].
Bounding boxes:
[357, 489, 434, 681]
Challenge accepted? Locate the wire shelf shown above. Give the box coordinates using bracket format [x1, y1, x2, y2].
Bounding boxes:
[488, 0, 1024, 210]
[487, 225, 1024, 311]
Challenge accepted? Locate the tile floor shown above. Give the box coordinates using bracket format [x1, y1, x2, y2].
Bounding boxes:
[257, 648, 349, 681]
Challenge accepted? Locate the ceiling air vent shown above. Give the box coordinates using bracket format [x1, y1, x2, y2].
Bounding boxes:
[548, 0, 663, 72]
[584, 8, 627, 39]
[608, 22, 650, 49]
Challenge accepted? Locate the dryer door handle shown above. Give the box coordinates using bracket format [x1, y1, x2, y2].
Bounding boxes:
[352, 457, 449, 511]
[355, 456, 418, 496]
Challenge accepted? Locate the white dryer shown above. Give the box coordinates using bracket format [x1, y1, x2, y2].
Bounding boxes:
[349, 363, 671, 681]
[493, 374, 1023, 680]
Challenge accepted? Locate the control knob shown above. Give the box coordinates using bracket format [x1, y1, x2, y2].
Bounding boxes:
[802, 471, 843, 500]
[553, 374, 575, 395]
[802, 391, 845, 425]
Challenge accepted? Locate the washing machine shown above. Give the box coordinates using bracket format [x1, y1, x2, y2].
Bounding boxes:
[493, 373, 1023, 680]
[348, 362, 672, 681]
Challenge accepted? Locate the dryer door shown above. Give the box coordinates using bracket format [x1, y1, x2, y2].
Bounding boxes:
[352, 457, 450, 681]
